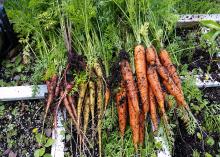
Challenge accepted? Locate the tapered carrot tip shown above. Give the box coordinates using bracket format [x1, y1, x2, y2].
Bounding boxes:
[134, 144, 138, 151]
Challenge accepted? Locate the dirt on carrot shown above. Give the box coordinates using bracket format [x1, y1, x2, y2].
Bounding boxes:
[116, 83, 127, 138]
[159, 49, 183, 94]
[149, 86, 158, 132]
[135, 45, 149, 117]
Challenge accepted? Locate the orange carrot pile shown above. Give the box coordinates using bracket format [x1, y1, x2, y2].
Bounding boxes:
[115, 46, 188, 149]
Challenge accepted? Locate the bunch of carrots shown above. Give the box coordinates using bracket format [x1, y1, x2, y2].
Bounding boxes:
[115, 45, 189, 150]
[45, 61, 110, 156]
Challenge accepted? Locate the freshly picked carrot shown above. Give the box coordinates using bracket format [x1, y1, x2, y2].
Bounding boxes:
[67, 95, 77, 120]
[146, 66, 165, 115]
[134, 45, 149, 117]
[127, 97, 139, 150]
[116, 83, 127, 138]
[147, 66, 168, 124]
[139, 111, 145, 145]
[159, 49, 183, 94]
[89, 81, 95, 129]
[134, 44, 149, 146]
[149, 86, 158, 132]
[104, 86, 110, 112]
[44, 75, 58, 120]
[162, 79, 188, 109]
[97, 78, 103, 157]
[120, 56, 140, 150]
[77, 83, 88, 126]
[83, 93, 90, 133]
[120, 59, 140, 114]
[147, 47, 170, 81]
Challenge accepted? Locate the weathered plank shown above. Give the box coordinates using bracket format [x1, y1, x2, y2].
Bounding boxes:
[0, 85, 47, 101]
[177, 14, 220, 27]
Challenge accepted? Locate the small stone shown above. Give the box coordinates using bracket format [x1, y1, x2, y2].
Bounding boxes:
[45, 128, 52, 137]
[14, 75, 20, 81]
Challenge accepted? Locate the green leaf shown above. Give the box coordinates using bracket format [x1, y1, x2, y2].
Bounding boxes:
[16, 65, 24, 73]
[44, 138, 55, 147]
[34, 149, 40, 157]
[39, 147, 45, 156]
[205, 152, 212, 157]
[155, 141, 162, 150]
[15, 55, 22, 65]
[206, 137, 215, 146]
[34, 148, 46, 157]
[201, 20, 220, 30]
[36, 134, 47, 145]
[197, 132, 202, 140]
[203, 30, 220, 41]
[43, 154, 52, 157]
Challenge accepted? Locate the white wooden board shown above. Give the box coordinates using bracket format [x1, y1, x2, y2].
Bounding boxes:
[0, 85, 47, 101]
[51, 110, 65, 157]
[177, 14, 220, 27]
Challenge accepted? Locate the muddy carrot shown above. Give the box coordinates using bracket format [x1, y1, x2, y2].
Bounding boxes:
[77, 83, 88, 126]
[162, 79, 188, 109]
[147, 66, 164, 114]
[139, 111, 145, 145]
[148, 47, 170, 81]
[83, 93, 90, 133]
[120, 59, 140, 114]
[63, 94, 77, 124]
[44, 75, 57, 120]
[104, 86, 110, 112]
[89, 81, 95, 128]
[159, 49, 183, 94]
[61, 91, 80, 133]
[134, 45, 149, 117]
[67, 95, 77, 120]
[149, 86, 158, 132]
[97, 78, 103, 157]
[147, 66, 168, 124]
[127, 96, 139, 150]
[116, 84, 127, 137]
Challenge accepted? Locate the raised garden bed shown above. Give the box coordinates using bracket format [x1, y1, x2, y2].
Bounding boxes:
[0, 0, 220, 156]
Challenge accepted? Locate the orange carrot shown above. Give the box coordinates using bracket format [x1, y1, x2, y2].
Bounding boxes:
[149, 86, 158, 132]
[127, 96, 139, 150]
[139, 111, 145, 145]
[162, 79, 188, 109]
[147, 66, 164, 114]
[120, 59, 140, 114]
[148, 47, 170, 81]
[104, 86, 110, 112]
[134, 45, 149, 117]
[159, 49, 183, 94]
[147, 66, 168, 124]
[116, 84, 127, 137]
